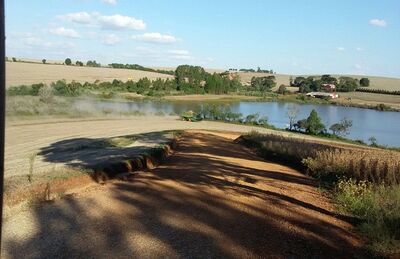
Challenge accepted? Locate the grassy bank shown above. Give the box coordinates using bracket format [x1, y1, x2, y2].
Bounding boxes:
[238, 132, 400, 255]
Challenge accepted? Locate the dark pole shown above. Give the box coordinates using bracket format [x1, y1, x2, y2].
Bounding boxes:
[0, 0, 5, 249]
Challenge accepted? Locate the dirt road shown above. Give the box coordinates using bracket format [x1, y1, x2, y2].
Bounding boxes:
[2, 131, 362, 258]
[5, 116, 369, 178]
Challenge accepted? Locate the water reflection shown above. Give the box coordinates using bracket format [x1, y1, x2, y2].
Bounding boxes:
[74, 99, 400, 147]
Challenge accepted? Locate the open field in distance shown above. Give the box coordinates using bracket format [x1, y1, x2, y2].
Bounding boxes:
[336, 92, 400, 109]
[7, 62, 400, 92]
[6, 62, 173, 87]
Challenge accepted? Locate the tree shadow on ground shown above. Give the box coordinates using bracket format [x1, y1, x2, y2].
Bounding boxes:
[38, 131, 173, 172]
[2, 132, 370, 258]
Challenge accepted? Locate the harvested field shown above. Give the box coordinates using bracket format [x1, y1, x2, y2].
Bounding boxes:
[6, 62, 173, 87]
[336, 92, 400, 109]
[1, 131, 364, 258]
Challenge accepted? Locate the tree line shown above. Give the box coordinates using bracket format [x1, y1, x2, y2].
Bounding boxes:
[290, 75, 370, 92]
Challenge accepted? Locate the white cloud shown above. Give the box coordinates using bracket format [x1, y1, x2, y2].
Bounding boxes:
[170, 55, 193, 60]
[97, 14, 146, 30]
[356, 47, 364, 51]
[49, 27, 80, 38]
[57, 12, 145, 30]
[132, 32, 178, 43]
[336, 47, 345, 51]
[167, 49, 193, 60]
[102, 0, 117, 5]
[369, 19, 387, 27]
[168, 50, 189, 55]
[58, 12, 92, 24]
[16, 34, 76, 49]
[101, 34, 120, 45]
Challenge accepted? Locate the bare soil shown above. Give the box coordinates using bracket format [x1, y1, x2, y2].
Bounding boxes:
[2, 130, 363, 258]
[5, 116, 368, 179]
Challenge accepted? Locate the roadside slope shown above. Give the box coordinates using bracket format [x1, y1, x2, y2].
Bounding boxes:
[2, 130, 363, 258]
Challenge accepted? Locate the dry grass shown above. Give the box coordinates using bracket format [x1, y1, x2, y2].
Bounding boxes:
[304, 149, 400, 185]
[241, 132, 400, 185]
[6, 62, 173, 88]
[336, 92, 400, 109]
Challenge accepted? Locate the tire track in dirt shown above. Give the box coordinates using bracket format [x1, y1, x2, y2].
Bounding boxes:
[2, 130, 363, 258]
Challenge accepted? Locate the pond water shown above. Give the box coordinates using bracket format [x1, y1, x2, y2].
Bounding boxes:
[74, 99, 400, 147]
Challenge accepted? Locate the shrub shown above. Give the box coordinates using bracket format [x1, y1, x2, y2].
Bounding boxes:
[335, 179, 400, 252]
[38, 85, 54, 103]
[277, 84, 288, 94]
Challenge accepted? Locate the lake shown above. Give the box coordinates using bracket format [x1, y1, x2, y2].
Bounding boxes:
[75, 99, 400, 147]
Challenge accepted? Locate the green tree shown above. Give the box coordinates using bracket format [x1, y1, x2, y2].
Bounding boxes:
[251, 76, 276, 93]
[76, 61, 83, 66]
[65, 58, 72, 65]
[293, 76, 306, 87]
[175, 65, 207, 90]
[42, 59, 46, 64]
[136, 77, 151, 94]
[12, 57, 17, 62]
[359, 77, 370, 87]
[320, 74, 337, 84]
[86, 60, 101, 67]
[306, 109, 325, 134]
[294, 109, 325, 134]
[337, 77, 359, 92]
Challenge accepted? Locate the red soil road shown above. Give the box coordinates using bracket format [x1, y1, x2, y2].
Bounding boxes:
[2, 131, 363, 258]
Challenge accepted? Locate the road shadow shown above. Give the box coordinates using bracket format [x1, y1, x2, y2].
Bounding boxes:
[38, 131, 174, 178]
[2, 131, 370, 258]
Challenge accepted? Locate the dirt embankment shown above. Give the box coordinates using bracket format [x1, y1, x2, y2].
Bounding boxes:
[2, 130, 364, 258]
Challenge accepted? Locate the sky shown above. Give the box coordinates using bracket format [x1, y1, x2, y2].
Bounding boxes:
[5, 0, 400, 77]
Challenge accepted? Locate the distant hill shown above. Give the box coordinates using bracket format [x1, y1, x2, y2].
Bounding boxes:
[6, 62, 173, 87]
[6, 60, 400, 91]
[235, 72, 400, 91]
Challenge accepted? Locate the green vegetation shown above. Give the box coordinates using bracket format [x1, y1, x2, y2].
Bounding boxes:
[335, 180, 400, 253]
[86, 60, 101, 67]
[64, 58, 72, 66]
[359, 77, 370, 87]
[294, 109, 325, 135]
[180, 105, 276, 129]
[250, 76, 276, 94]
[292, 74, 364, 93]
[238, 132, 400, 254]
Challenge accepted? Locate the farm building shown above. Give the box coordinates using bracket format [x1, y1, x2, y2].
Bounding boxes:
[322, 83, 336, 92]
[306, 92, 339, 99]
